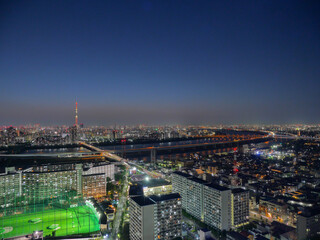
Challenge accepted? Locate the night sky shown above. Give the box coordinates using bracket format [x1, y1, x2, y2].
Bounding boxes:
[1, 0, 319, 126]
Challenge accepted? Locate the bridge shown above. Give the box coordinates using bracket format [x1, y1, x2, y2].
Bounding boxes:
[78, 141, 124, 162]
[274, 134, 320, 141]
[109, 136, 272, 158]
[78, 141, 165, 178]
[2, 134, 305, 166]
[0, 151, 103, 160]
[77, 135, 272, 161]
[77, 136, 273, 177]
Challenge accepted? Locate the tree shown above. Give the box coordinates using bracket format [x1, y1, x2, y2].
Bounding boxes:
[120, 223, 129, 240]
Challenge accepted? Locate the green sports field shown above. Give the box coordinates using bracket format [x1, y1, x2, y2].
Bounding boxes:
[0, 205, 100, 238]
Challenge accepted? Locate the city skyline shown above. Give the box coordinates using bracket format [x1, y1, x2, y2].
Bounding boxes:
[1, 0, 320, 125]
[1, 2, 320, 239]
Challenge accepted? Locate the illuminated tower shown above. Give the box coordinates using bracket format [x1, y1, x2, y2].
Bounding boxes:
[75, 102, 78, 127]
[71, 102, 78, 143]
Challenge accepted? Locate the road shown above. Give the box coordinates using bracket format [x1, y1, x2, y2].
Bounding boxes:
[127, 161, 165, 178]
[110, 170, 129, 240]
[249, 210, 295, 227]
[77, 142, 131, 240]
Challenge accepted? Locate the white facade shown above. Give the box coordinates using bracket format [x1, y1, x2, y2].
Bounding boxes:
[129, 197, 155, 240]
[203, 184, 231, 231]
[172, 172, 206, 220]
[129, 193, 182, 240]
[151, 194, 182, 240]
[82, 163, 115, 181]
[172, 171, 237, 231]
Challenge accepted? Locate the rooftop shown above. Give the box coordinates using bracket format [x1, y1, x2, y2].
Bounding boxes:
[149, 193, 181, 202]
[172, 171, 191, 178]
[190, 176, 208, 184]
[298, 208, 320, 217]
[172, 171, 208, 184]
[130, 196, 155, 207]
[205, 182, 230, 191]
[232, 188, 248, 194]
[227, 231, 249, 240]
[129, 184, 143, 196]
[139, 178, 171, 188]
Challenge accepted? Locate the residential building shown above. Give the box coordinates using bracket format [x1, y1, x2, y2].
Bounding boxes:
[150, 193, 182, 240]
[231, 188, 249, 228]
[172, 171, 245, 231]
[129, 193, 182, 240]
[203, 183, 231, 230]
[0, 162, 114, 208]
[297, 209, 320, 240]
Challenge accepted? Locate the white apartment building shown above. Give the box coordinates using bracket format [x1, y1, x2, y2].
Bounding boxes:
[129, 193, 182, 240]
[172, 171, 249, 231]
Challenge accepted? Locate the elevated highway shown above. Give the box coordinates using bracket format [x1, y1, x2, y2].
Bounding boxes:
[78, 141, 163, 178]
[0, 151, 102, 160]
[78, 141, 124, 162]
[0, 135, 272, 161]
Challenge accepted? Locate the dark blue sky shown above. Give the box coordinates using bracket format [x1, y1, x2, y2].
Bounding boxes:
[1, 0, 319, 125]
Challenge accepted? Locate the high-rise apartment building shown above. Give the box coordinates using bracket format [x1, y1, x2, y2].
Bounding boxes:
[171, 171, 189, 209]
[0, 167, 21, 209]
[172, 171, 249, 231]
[0, 162, 115, 208]
[130, 196, 155, 240]
[231, 188, 249, 228]
[297, 209, 320, 240]
[82, 173, 107, 198]
[150, 194, 182, 240]
[203, 183, 231, 230]
[186, 177, 206, 221]
[82, 163, 115, 181]
[22, 169, 78, 204]
[129, 193, 182, 240]
[82, 162, 115, 198]
[172, 171, 206, 220]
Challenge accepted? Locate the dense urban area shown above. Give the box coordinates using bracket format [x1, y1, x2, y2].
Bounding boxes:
[1, 1, 320, 240]
[1, 124, 320, 240]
